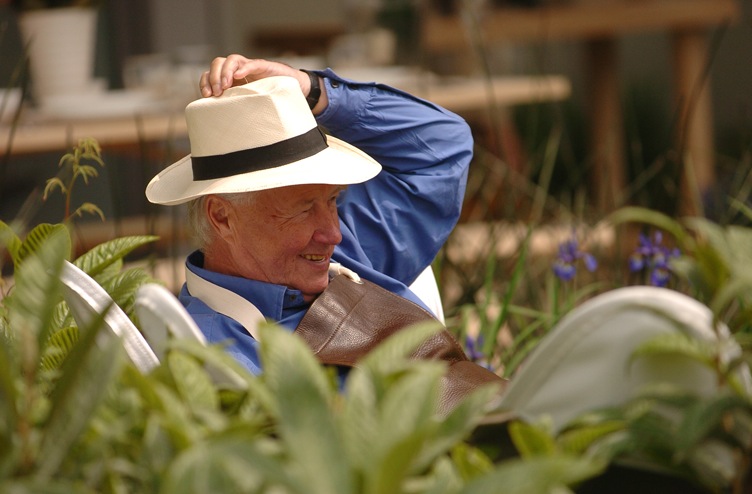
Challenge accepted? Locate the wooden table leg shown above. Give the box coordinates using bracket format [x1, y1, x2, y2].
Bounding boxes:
[672, 28, 716, 216]
[586, 37, 627, 212]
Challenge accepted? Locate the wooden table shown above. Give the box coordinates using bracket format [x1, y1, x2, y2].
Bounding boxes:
[0, 74, 570, 156]
[422, 0, 740, 212]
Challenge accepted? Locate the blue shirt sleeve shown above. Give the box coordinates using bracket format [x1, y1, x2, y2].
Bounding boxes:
[316, 69, 473, 287]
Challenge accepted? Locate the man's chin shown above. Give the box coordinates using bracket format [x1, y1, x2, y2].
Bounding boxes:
[301, 277, 330, 303]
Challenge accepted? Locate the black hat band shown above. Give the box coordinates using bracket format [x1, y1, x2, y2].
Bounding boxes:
[191, 127, 328, 181]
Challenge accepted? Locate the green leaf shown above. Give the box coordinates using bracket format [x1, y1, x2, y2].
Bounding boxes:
[15, 223, 71, 267]
[162, 435, 303, 494]
[413, 379, 502, 472]
[0, 479, 94, 494]
[629, 332, 717, 370]
[358, 321, 445, 375]
[6, 225, 69, 354]
[0, 316, 20, 467]
[341, 365, 381, 471]
[72, 202, 105, 222]
[450, 442, 494, 481]
[508, 420, 557, 458]
[367, 365, 445, 494]
[460, 455, 605, 494]
[74, 235, 158, 277]
[167, 352, 219, 412]
[258, 323, 353, 494]
[40, 326, 79, 373]
[37, 311, 125, 478]
[0, 220, 22, 265]
[42, 177, 67, 200]
[675, 394, 752, 454]
[607, 207, 690, 248]
[121, 367, 198, 449]
[98, 267, 155, 317]
[557, 420, 626, 455]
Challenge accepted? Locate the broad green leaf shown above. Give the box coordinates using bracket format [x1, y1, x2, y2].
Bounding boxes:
[625, 408, 677, 462]
[710, 275, 752, 322]
[415, 455, 464, 494]
[40, 326, 79, 373]
[685, 439, 737, 489]
[74, 235, 158, 278]
[0, 479, 94, 494]
[341, 365, 381, 471]
[15, 223, 71, 268]
[0, 319, 20, 468]
[259, 323, 353, 494]
[366, 366, 444, 494]
[557, 420, 626, 455]
[5, 226, 69, 354]
[0, 220, 22, 265]
[508, 420, 557, 457]
[460, 456, 605, 494]
[629, 332, 717, 370]
[98, 267, 155, 316]
[120, 367, 198, 449]
[675, 394, 752, 453]
[168, 352, 219, 412]
[162, 435, 302, 494]
[607, 207, 689, 248]
[38, 317, 124, 478]
[379, 363, 443, 445]
[413, 379, 502, 473]
[450, 442, 494, 481]
[359, 321, 445, 375]
[153, 381, 204, 448]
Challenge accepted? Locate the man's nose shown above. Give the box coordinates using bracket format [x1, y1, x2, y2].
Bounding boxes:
[312, 206, 342, 245]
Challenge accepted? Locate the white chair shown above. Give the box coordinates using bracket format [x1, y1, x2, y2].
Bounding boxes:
[134, 283, 207, 360]
[60, 260, 159, 374]
[409, 266, 445, 324]
[494, 285, 750, 432]
[134, 282, 246, 388]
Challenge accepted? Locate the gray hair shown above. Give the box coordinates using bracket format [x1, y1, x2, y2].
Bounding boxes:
[187, 192, 258, 249]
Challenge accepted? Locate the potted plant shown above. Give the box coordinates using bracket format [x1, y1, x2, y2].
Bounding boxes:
[10, 0, 101, 102]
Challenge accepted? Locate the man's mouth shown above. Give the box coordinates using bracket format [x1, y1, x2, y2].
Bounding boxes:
[302, 254, 327, 262]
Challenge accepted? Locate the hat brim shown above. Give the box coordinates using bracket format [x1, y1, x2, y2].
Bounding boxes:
[145, 135, 382, 206]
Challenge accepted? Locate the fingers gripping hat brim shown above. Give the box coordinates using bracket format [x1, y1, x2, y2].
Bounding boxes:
[145, 76, 381, 206]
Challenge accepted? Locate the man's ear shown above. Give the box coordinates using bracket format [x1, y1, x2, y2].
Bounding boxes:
[205, 195, 234, 240]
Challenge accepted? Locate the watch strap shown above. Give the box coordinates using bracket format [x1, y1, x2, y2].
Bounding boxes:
[300, 69, 321, 110]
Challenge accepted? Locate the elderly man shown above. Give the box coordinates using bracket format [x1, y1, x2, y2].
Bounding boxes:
[146, 56, 502, 408]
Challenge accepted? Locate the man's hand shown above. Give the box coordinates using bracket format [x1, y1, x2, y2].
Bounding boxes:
[199, 55, 327, 113]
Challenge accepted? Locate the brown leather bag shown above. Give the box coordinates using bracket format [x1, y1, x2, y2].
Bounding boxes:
[296, 274, 506, 414]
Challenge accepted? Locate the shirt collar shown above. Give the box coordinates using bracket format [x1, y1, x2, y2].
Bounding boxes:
[185, 250, 307, 321]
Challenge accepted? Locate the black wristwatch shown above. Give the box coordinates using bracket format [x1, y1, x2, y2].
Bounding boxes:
[300, 69, 321, 110]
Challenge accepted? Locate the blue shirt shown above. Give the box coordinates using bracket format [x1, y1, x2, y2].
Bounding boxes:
[179, 69, 474, 374]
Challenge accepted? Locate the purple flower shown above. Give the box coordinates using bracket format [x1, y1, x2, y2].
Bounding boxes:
[629, 231, 680, 287]
[464, 334, 495, 371]
[464, 334, 485, 362]
[552, 234, 598, 282]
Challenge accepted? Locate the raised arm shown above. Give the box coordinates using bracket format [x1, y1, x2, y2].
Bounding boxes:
[198, 55, 329, 114]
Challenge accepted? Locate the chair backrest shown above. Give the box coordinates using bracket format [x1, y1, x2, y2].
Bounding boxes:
[134, 283, 206, 360]
[135, 282, 246, 389]
[409, 265, 445, 324]
[60, 260, 159, 374]
[495, 285, 750, 432]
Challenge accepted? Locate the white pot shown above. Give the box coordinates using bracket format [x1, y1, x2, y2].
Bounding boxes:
[18, 7, 98, 102]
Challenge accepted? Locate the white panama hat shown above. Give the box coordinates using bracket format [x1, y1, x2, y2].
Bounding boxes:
[145, 76, 382, 206]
